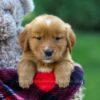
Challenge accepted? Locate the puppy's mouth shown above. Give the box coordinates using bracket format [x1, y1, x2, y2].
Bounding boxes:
[43, 59, 53, 63]
[43, 57, 53, 63]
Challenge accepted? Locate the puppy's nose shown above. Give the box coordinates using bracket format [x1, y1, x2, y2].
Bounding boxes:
[44, 49, 53, 57]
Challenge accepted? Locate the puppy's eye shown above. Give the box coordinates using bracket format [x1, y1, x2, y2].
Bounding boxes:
[55, 37, 62, 41]
[33, 36, 42, 40]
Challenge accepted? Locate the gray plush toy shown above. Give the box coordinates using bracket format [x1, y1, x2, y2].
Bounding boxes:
[0, 0, 34, 68]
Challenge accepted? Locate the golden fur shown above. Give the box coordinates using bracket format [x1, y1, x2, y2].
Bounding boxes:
[17, 14, 76, 88]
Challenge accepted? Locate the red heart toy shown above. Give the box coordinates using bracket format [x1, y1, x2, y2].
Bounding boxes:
[33, 72, 56, 92]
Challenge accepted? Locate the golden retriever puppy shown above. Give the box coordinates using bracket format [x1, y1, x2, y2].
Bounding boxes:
[17, 14, 76, 88]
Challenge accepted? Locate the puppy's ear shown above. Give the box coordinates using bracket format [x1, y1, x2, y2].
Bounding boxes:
[19, 26, 30, 52]
[65, 23, 76, 52]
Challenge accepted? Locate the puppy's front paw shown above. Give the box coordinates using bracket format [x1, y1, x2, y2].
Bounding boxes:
[19, 76, 33, 88]
[56, 76, 70, 88]
[17, 60, 35, 88]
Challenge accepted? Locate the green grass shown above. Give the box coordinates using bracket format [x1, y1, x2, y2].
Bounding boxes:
[72, 32, 100, 100]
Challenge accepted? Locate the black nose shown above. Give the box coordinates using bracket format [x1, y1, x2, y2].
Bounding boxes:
[44, 49, 53, 57]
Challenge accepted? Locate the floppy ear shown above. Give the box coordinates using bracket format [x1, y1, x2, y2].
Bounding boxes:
[66, 23, 76, 53]
[19, 26, 30, 52]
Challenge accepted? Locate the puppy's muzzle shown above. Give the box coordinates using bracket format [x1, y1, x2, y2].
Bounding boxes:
[44, 49, 53, 58]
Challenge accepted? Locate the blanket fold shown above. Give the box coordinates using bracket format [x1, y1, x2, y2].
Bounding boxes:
[0, 64, 84, 100]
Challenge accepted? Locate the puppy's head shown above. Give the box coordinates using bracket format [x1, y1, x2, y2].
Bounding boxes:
[19, 15, 76, 64]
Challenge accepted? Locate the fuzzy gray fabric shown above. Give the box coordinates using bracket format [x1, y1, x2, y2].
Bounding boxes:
[0, 0, 34, 68]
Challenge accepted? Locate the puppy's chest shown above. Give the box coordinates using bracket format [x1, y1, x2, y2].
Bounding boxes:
[37, 66, 53, 73]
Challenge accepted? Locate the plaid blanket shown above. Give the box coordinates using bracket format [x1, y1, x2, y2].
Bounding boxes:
[0, 64, 84, 100]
